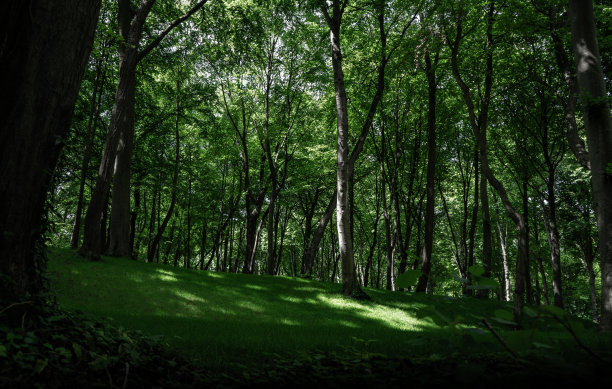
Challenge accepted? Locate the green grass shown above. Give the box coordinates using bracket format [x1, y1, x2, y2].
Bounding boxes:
[46, 247, 610, 370]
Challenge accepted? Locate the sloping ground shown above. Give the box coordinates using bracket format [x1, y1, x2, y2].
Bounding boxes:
[43, 247, 612, 387]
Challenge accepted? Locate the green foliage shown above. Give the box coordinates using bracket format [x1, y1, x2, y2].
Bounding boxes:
[0, 297, 205, 388]
[395, 269, 421, 289]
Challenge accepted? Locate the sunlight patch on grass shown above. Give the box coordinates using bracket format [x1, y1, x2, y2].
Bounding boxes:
[155, 269, 179, 282]
[279, 318, 300, 326]
[244, 284, 266, 291]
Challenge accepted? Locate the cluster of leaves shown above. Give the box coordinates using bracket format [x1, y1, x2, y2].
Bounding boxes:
[0, 298, 205, 388]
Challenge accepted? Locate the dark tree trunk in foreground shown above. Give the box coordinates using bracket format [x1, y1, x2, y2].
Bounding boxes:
[568, 0, 612, 331]
[0, 1, 100, 298]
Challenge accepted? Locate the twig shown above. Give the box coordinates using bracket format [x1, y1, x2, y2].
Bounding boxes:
[481, 318, 519, 359]
[105, 366, 113, 389]
[122, 362, 130, 389]
[0, 300, 33, 316]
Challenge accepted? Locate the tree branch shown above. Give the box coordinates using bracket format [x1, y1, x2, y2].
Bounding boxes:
[138, 0, 209, 62]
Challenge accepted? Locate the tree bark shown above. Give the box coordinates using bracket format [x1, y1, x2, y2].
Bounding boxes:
[71, 52, 107, 249]
[80, 0, 208, 260]
[416, 48, 438, 293]
[0, 0, 100, 299]
[568, 0, 612, 331]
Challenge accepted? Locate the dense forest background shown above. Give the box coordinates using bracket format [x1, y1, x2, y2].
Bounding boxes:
[44, 0, 611, 325]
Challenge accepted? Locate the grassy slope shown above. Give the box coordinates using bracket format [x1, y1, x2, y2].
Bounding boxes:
[46, 247, 608, 371]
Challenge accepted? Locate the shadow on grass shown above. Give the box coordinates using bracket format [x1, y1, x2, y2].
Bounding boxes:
[46, 247, 607, 369]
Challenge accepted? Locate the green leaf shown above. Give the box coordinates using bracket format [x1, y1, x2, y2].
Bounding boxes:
[468, 264, 485, 277]
[396, 269, 421, 288]
[523, 306, 538, 318]
[72, 342, 83, 360]
[568, 320, 585, 332]
[0, 344, 7, 357]
[34, 359, 48, 374]
[490, 317, 519, 326]
[532, 342, 553, 349]
[541, 305, 566, 317]
[470, 275, 500, 290]
[55, 347, 72, 361]
[451, 274, 469, 284]
[466, 284, 494, 290]
[493, 309, 514, 321]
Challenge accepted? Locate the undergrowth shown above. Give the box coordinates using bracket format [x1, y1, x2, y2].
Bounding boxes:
[0, 294, 206, 388]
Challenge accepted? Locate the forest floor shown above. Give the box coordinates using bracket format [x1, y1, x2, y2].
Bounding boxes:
[2, 247, 611, 388]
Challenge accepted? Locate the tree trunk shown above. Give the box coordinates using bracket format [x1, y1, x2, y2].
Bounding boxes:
[522, 170, 533, 305]
[147, 79, 180, 263]
[129, 187, 140, 259]
[302, 191, 336, 276]
[578, 217, 598, 323]
[0, 0, 100, 299]
[416, 49, 438, 293]
[568, 0, 612, 331]
[478, 154, 493, 298]
[71, 54, 107, 249]
[81, 0, 208, 260]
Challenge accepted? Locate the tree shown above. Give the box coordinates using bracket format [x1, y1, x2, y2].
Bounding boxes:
[79, 0, 209, 260]
[568, 0, 612, 331]
[0, 1, 101, 298]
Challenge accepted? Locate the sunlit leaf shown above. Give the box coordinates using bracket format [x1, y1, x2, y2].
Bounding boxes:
[468, 264, 485, 277]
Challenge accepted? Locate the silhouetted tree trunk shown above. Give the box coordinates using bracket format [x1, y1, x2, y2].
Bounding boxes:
[80, 0, 208, 260]
[71, 50, 108, 249]
[0, 0, 100, 299]
[478, 153, 493, 298]
[568, 0, 612, 331]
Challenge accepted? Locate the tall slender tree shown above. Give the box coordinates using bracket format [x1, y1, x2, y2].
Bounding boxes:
[79, 0, 209, 260]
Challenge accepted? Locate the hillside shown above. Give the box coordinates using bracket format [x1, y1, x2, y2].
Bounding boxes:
[43, 247, 612, 387]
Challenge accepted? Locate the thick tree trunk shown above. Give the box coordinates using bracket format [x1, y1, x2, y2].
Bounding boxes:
[568, 0, 612, 331]
[0, 0, 100, 299]
[80, 48, 139, 260]
[546, 7, 591, 170]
